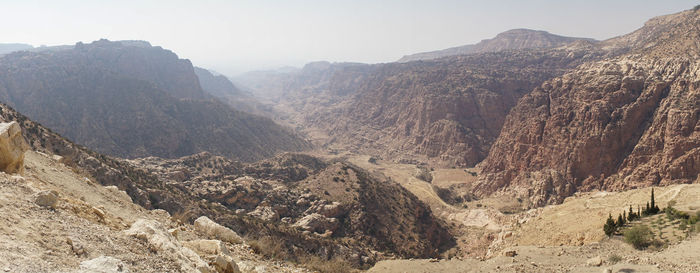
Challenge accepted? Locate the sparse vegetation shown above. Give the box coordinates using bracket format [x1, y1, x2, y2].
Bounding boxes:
[603, 188, 661, 237]
[608, 254, 622, 263]
[624, 225, 653, 249]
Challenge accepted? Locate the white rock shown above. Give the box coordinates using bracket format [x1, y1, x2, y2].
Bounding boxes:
[183, 239, 230, 256]
[587, 256, 603, 267]
[125, 219, 209, 272]
[0, 121, 28, 175]
[79, 256, 129, 273]
[292, 213, 338, 234]
[194, 216, 243, 244]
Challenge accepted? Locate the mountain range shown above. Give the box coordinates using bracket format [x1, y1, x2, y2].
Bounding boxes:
[0, 39, 309, 161]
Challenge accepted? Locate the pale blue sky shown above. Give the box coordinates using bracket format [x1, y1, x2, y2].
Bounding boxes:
[0, 0, 697, 75]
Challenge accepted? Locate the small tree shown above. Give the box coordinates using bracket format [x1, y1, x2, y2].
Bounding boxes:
[628, 206, 635, 221]
[617, 213, 626, 228]
[638, 206, 641, 218]
[649, 188, 660, 214]
[644, 202, 650, 216]
[604, 214, 617, 236]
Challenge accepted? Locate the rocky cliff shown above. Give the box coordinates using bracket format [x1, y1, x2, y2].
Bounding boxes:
[258, 47, 603, 167]
[398, 29, 595, 62]
[476, 8, 700, 206]
[0, 39, 310, 161]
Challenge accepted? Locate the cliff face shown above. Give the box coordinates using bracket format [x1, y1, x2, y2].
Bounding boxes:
[267, 48, 603, 167]
[0, 40, 309, 161]
[476, 9, 700, 206]
[398, 29, 595, 62]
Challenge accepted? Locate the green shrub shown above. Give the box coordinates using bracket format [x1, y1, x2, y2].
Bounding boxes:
[608, 254, 622, 263]
[604, 214, 617, 236]
[624, 225, 653, 249]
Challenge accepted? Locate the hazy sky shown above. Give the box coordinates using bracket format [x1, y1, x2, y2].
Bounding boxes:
[1, 0, 697, 75]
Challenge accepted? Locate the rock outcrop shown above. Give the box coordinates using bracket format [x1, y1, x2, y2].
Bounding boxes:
[78, 256, 130, 273]
[194, 216, 243, 244]
[477, 8, 700, 206]
[263, 48, 603, 167]
[125, 219, 209, 272]
[128, 152, 454, 264]
[0, 121, 28, 174]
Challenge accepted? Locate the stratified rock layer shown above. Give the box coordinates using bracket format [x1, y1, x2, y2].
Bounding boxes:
[477, 9, 700, 206]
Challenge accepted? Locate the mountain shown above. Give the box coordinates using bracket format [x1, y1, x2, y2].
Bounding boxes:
[398, 29, 596, 62]
[240, 46, 604, 167]
[475, 8, 700, 206]
[0, 43, 33, 55]
[232, 66, 301, 100]
[194, 66, 273, 117]
[0, 39, 310, 161]
[194, 67, 245, 98]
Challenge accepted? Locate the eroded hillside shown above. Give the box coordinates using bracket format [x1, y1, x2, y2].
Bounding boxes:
[0, 40, 309, 161]
[477, 8, 700, 206]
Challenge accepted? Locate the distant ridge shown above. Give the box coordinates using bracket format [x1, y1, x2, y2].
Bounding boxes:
[0, 39, 311, 161]
[398, 29, 596, 62]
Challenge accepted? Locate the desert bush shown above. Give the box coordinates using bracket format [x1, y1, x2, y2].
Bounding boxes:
[301, 256, 356, 273]
[624, 225, 653, 249]
[608, 254, 622, 263]
[247, 236, 289, 260]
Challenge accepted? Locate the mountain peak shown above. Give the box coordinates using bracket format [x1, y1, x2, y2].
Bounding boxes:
[398, 29, 595, 62]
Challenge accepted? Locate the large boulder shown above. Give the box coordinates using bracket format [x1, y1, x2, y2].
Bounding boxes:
[79, 256, 129, 273]
[194, 216, 244, 244]
[183, 239, 230, 256]
[0, 121, 28, 174]
[34, 190, 59, 209]
[125, 219, 209, 272]
[292, 213, 339, 234]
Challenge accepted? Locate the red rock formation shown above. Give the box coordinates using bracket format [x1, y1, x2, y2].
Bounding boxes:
[477, 9, 700, 206]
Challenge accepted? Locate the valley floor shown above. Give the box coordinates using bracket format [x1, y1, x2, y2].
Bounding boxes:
[318, 152, 700, 273]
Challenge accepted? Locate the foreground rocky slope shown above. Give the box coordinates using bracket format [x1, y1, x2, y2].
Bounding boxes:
[0, 98, 454, 271]
[477, 8, 700, 206]
[0, 39, 309, 161]
[129, 152, 455, 262]
[0, 149, 310, 272]
[398, 29, 595, 62]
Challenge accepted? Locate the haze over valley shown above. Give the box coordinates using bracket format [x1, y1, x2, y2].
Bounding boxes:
[0, 1, 699, 273]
